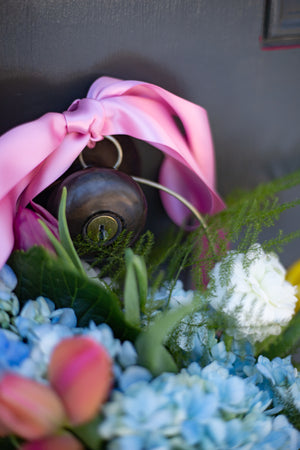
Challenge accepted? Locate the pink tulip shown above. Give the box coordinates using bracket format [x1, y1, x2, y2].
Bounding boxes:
[20, 432, 84, 450]
[13, 201, 59, 253]
[49, 336, 112, 425]
[0, 373, 66, 440]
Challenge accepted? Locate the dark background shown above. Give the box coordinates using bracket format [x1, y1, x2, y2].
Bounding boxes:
[1, 0, 300, 264]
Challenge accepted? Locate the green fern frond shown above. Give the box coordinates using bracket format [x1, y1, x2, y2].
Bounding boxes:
[72, 170, 300, 301]
[73, 229, 154, 292]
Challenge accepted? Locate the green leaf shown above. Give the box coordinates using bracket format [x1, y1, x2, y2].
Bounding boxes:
[124, 256, 140, 327]
[70, 416, 103, 450]
[137, 340, 178, 376]
[58, 187, 86, 276]
[135, 300, 198, 376]
[9, 246, 139, 341]
[0, 437, 17, 450]
[131, 251, 148, 311]
[256, 311, 300, 359]
[38, 220, 76, 270]
[124, 250, 148, 327]
[39, 187, 86, 277]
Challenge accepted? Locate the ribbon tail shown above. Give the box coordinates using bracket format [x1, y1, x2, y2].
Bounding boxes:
[0, 113, 67, 201]
[0, 193, 17, 269]
[20, 133, 90, 207]
[159, 157, 224, 226]
[0, 113, 89, 267]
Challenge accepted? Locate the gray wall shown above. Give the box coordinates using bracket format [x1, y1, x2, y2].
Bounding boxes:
[1, 0, 300, 263]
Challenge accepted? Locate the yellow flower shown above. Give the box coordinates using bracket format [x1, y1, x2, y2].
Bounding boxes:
[286, 259, 300, 313]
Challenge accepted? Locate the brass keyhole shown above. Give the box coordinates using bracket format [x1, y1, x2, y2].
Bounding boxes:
[98, 224, 107, 241]
[84, 214, 121, 244]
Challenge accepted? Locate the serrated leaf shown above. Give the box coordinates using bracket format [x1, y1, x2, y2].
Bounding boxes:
[135, 300, 197, 376]
[9, 246, 139, 341]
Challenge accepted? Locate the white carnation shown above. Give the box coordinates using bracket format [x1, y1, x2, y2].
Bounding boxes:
[207, 244, 297, 342]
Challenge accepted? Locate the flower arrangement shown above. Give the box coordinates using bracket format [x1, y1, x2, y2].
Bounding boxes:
[0, 173, 299, 449]
[0, 76, 300, 449]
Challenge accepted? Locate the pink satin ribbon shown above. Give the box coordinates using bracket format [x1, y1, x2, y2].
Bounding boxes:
[0, 76, 225, 269]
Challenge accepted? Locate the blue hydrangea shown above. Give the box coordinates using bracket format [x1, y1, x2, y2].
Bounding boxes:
[146, 281, 214, 359]
[0, 265, 77, 333]
[0, 329, 30, 371]
[0, 264, 17, 292]
[256, 355, 298, 387]
[1, 265, 300, 448]
[99, 362, 300, 449]
[194, 340, 300, 430]
[186, 325, 217, 365]
[206, 340, 257, 379]
[254, 355, 300, 427]
[16, 323, 75, 379]
[145, 280, 196, 322]
[15, 296, 77, 338]
[10, 319, 141, 384]
[0, 264, 20, 328]
[150, 280, 194, 308]
[80, 322, 144, 385]
[0, 266, 140, 382]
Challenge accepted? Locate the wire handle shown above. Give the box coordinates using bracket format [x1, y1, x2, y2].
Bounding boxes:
[79, 136, 207, 229]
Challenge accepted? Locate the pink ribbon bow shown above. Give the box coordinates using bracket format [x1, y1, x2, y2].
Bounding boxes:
[0, 76, 225, 269]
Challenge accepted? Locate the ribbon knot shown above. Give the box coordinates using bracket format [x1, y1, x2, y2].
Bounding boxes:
[63, 98, 105, 147]
[0, 75, 225, 270]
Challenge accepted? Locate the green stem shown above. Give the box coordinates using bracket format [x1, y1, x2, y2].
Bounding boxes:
[133, 176, 219, 260]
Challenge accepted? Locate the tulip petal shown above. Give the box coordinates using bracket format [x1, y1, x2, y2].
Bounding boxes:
[20, 432, 84, 450]
[13, 205, 58, 253]
[30, 201, 59, 234]
[49, 336, 112, 425]
[0, 373, 66, 440]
